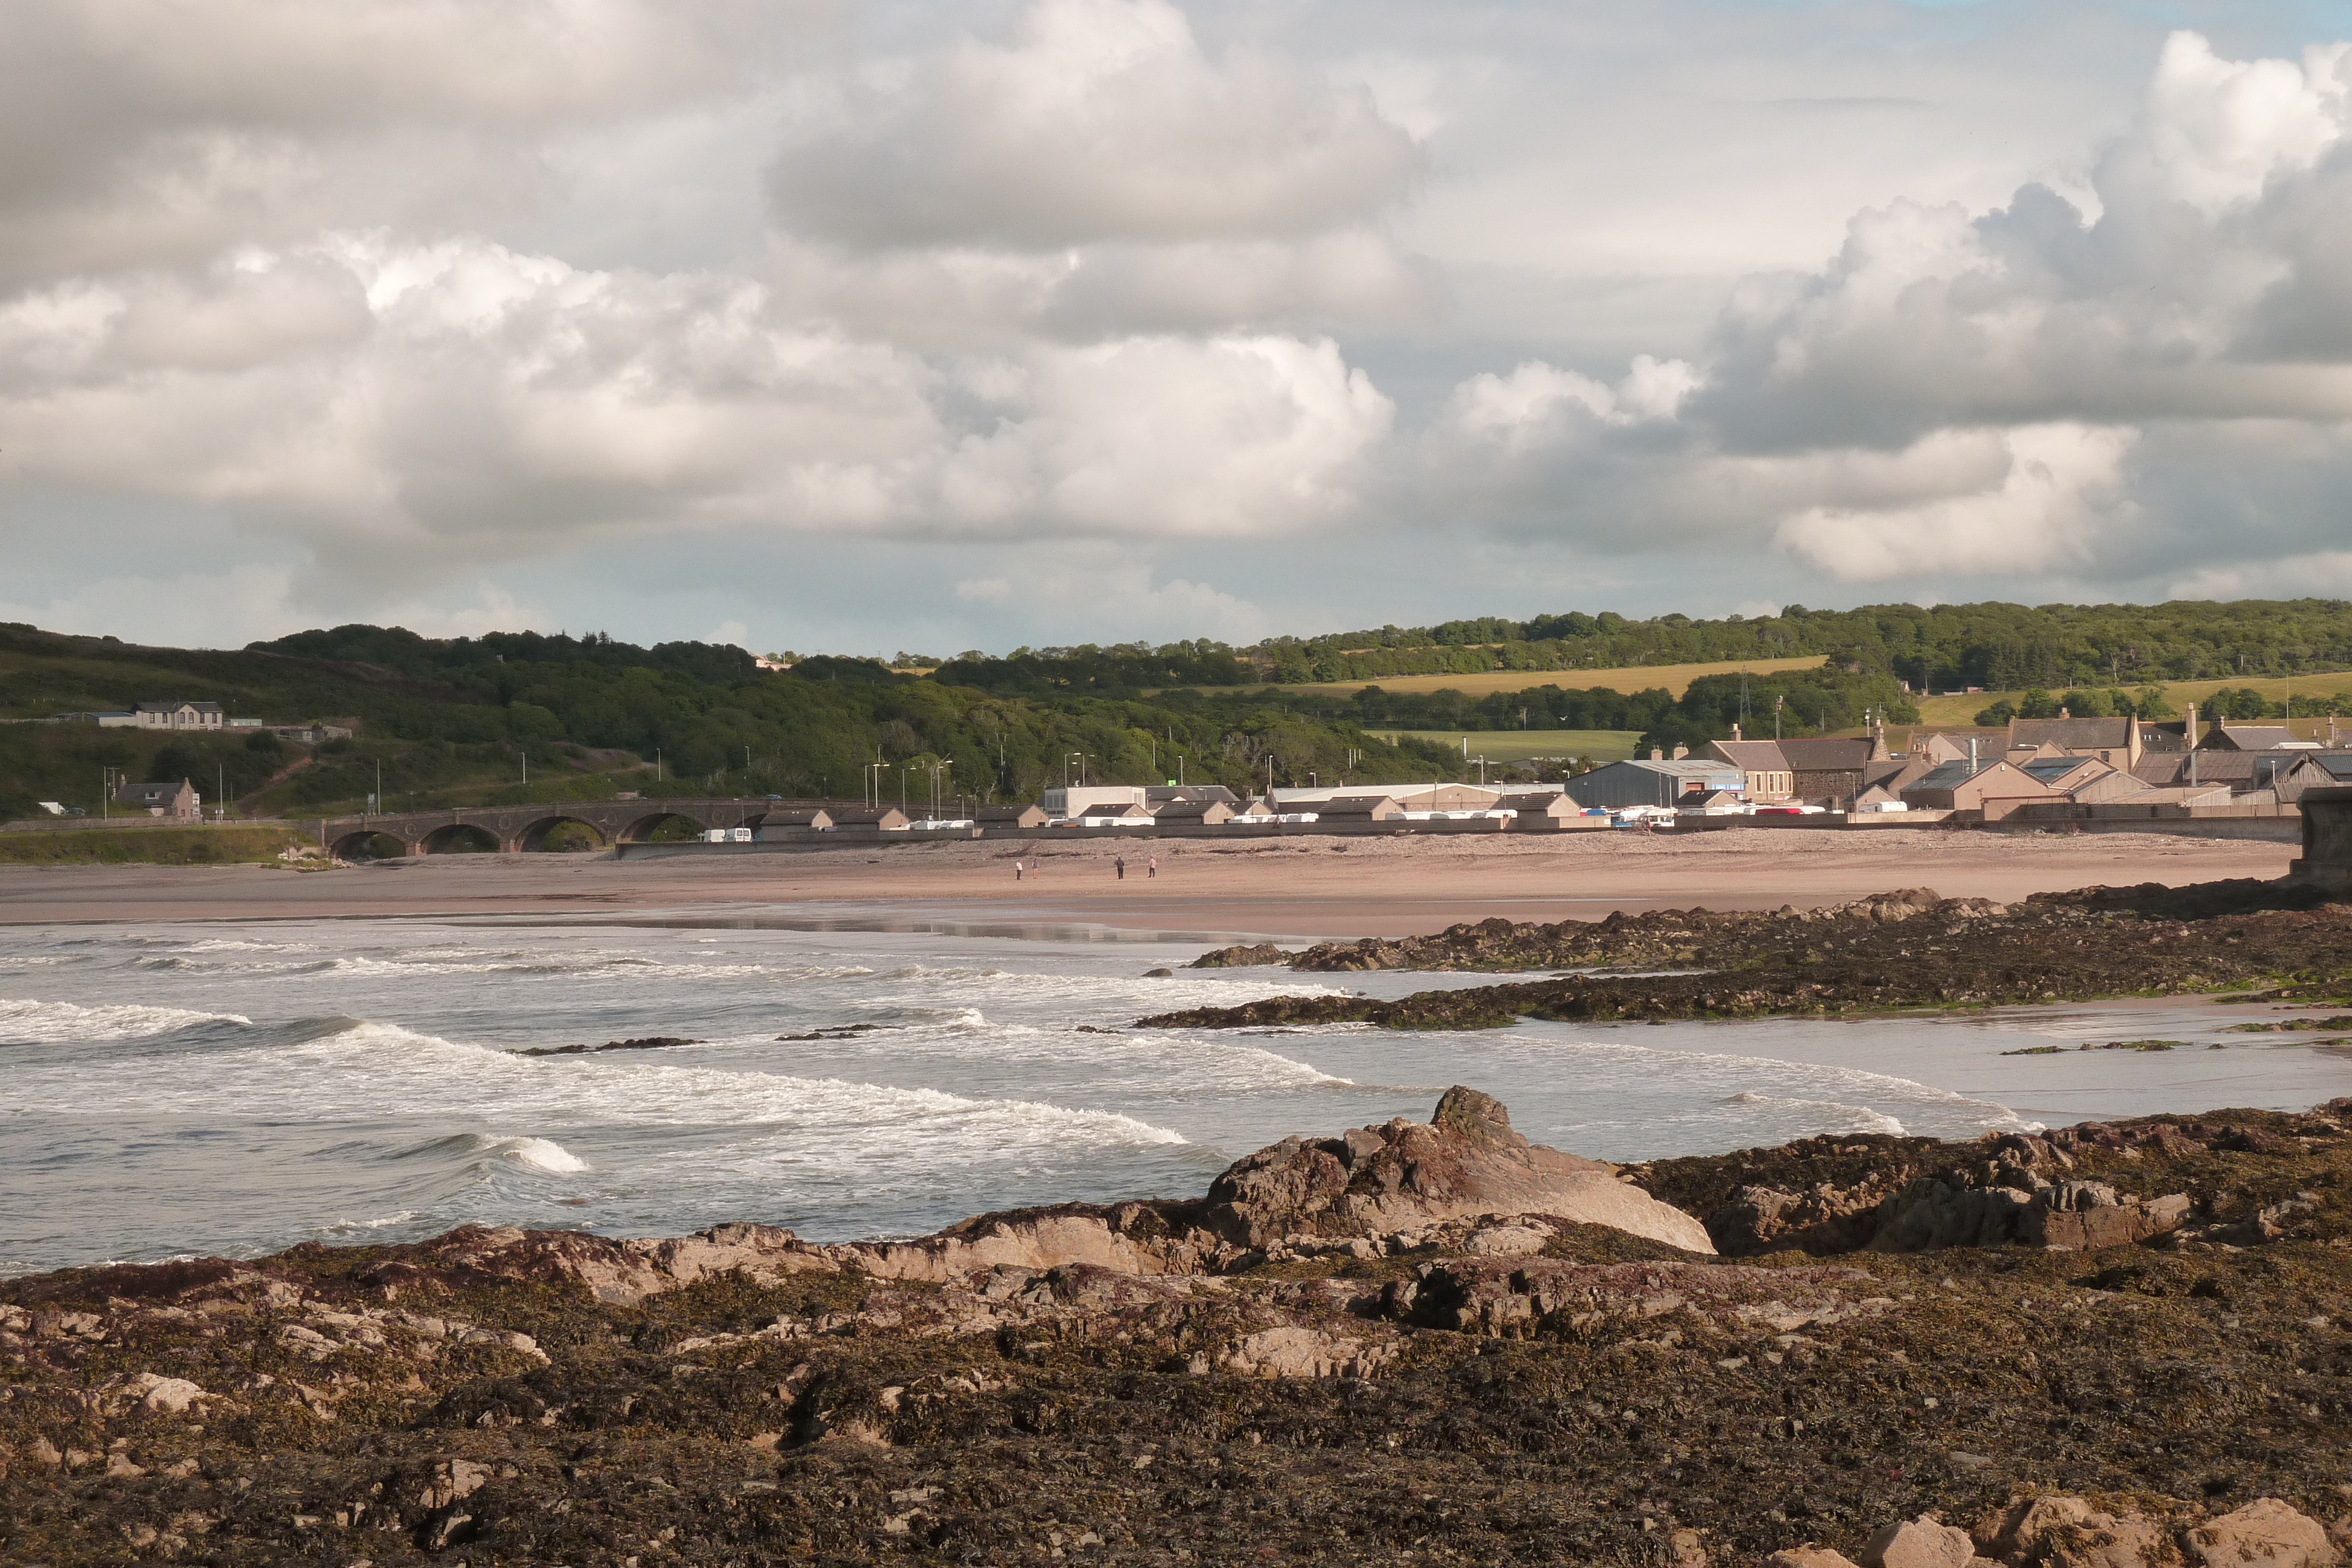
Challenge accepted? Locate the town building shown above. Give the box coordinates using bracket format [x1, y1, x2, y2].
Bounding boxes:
[2007, 716, 2144, 767]
[829, 807, 910, 831]
[2269, 753, 2352, 804]
[1494, 790, 1585, 827]
[129, 701, 225, 731]
[1898, 758, 2056, 814]
[1565, 759, 1746, 811]
[976, 804, 1050, 829]
[1144, 798, 1235, 825]
[2015, 755, 2150, 804]
[2199, 723, 2300, 753]
[1266, 784, 1500, 811]
[1314, 794, 1405, 822]
[1699, 734, 1887, 805]
[113, 778, 202, 820]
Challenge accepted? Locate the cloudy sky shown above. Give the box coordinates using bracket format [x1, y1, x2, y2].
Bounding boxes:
[4, 0, 2351, 656]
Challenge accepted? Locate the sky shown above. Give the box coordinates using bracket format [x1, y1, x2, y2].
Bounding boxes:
[3, 0, 2352, 657]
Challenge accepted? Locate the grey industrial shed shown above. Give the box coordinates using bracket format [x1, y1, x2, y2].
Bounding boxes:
[1563, 759, 1746, 810]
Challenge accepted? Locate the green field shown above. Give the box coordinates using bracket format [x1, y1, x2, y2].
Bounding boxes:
[0, 825, 314, 865]
[1913, 673, 2352, 730]
[1370, 730, 1645, 764]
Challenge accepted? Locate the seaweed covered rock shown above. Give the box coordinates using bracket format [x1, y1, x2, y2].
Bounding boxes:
[1200, 1086, 1716, 1255]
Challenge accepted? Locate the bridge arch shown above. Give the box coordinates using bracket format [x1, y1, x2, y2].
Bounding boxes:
[420, 822, 503, 855]
[330, 830, 413, 861]
[616, 810, 716, 844]
[517, 814, 608, 852]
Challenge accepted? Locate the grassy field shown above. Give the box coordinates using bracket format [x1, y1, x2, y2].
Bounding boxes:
[1369, 729, 1646, 764]
[0, 825, 314, 865]
[1259, 655, 1829, 700]
[1914, 672, 2352, 730]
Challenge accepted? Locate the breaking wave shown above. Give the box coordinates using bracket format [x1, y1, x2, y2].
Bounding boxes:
[0, 997, 251, 1042]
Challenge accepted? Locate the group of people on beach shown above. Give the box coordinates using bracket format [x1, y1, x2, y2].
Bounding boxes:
[1011, 855, 1156, 881]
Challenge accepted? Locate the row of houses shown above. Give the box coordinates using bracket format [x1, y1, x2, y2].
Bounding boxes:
[1554, 706, 2351, 817]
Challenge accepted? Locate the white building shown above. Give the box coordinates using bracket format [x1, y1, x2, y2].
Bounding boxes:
[129, 701, 224, 731]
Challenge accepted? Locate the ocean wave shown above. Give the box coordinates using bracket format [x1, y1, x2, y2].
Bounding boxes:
[42, 1017, 1197, 1161]
[1721, 1091, 1907, 1136]
[0, 997, 252, 1042]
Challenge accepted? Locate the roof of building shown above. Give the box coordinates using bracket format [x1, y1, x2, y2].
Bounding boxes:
[1907, 759, 2035, 793]
[1147, 798, 1230, 819]
[2011, 717, 2135, 750]
[1704, 740, 1791, 770]
[133, 700, 222, 713]
[2289, 752, 2352, 780]
[2164, 750, 2270, 783]
[2206, 724, 2296, 751]
[1861, 758, 1933, 791]
[1602, 758, 1746, 780]
[1775, 738, 1881, 770]
[1317, 790, 1402, 818]
[2020, 755, 2113, 787]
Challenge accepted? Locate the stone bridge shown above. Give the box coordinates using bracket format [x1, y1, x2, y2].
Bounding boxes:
[306, 798, 790, 858]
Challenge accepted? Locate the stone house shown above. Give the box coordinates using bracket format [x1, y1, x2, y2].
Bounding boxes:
[113, 778, 202, 820]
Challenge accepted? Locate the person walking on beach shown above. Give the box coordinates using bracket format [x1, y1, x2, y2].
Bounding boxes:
[1115, 855, 1126, 880]
[1014, 859, 1024, 881]
[1147, 855, 1157, 879]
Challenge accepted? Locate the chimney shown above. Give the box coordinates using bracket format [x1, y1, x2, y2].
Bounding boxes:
[1732, 722, 1742, 741]
[1649, 748, 1662, 761]
[1672, 743, 1689, 760]
[2186, 703, 2197, 749]
[2058, 706, 2070, 720]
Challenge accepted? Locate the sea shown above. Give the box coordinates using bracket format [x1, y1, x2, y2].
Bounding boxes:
[4, 913, 2346, 1276]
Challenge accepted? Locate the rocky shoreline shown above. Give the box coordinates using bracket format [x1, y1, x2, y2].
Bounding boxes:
[4, 1087, 2348, 1566]
[1151, 881, 2352, 1031]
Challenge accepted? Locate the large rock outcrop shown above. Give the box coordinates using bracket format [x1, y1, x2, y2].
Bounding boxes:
[1201, 1086, 1716, 1255]
[1698, 1131, 2195, 1256]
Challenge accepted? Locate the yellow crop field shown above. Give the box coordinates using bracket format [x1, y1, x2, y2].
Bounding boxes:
[1371, 729, 1646, 764]
[1264, 654, 1829, 701]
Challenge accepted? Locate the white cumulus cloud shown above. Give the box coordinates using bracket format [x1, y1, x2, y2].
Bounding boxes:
[767, 0, 1422, 251]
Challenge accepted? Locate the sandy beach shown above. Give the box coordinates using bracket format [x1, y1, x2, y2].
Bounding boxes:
[0, 827, 2296, 938]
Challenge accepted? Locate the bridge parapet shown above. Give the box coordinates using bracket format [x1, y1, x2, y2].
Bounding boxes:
[309, 798, 779, 858]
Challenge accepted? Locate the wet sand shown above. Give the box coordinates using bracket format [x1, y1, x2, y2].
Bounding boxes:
[0, 828, 2296, 940]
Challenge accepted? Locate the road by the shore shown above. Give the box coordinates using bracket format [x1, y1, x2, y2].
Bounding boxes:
[0, 828, 2297, 939]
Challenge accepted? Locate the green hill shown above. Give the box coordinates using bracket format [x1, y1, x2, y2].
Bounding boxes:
[0, 623, 1461, 823]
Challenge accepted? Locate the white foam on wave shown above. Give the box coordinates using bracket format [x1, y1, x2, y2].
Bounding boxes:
[11, 1017, 1191, 1169]
[491, 1136, 591, 1174]
[0, 997, 252, 1042]
[1722, 1091, 1907, 1136]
